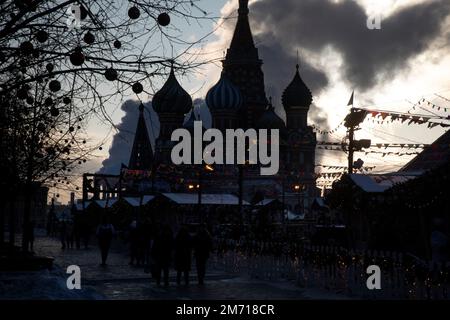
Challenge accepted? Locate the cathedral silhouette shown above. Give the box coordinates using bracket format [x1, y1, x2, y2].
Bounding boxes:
[84, 0, 318, 217]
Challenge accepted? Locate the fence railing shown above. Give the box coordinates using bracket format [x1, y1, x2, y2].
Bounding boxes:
[211, 239, 450, 300]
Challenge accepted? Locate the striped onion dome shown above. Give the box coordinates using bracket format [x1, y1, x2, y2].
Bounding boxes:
[205, 72, 243, 111]
[153, 66, 192, 114]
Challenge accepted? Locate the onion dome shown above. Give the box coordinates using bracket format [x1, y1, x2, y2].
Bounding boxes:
[152, 66, 192, 114]
[183, 108, 197, 133]
[282, 64, 312, 110]
[256, 98, 286, 130]
[205, 72, 243, 111]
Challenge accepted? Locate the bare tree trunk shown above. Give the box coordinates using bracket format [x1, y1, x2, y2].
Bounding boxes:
[0, 199, 4, 246]
[9, 196, 16, 248]
[22, 184, 32, 252]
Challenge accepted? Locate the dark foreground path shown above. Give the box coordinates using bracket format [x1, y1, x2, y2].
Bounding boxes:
[1, 232, 348, 300]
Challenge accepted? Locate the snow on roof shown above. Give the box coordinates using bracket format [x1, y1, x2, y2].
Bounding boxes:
[162, 193, 250, 205]
[254, 199, 277, 206]
[123, 196, 155, 207]
[95, 198, 118, 208]
[350, 173, 419, 193]
[285, 210, 304, 221]
[313, 197, 328, 208]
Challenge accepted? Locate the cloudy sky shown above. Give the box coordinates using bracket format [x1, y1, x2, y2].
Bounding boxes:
[57, 0, 450, 202]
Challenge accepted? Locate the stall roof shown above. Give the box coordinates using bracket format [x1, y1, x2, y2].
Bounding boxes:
[123, 196, 155, 207]
[349, 173, 419, 193]
[161, 193, 250, 205]
[254, 199, 280, 206]
[285, 210, 304, 221]
[313, 197, 329, 209]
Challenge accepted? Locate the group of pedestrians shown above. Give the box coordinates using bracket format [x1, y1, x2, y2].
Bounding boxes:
[94, 218, 213, 286]
[59, 216, 91, 250]
[151, 224, 213, 286]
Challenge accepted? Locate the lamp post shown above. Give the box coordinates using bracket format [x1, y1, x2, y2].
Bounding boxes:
[293, 183, 306, 215]
[194, 164, 214, 224]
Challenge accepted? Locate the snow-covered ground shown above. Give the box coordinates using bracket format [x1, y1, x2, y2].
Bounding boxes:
[0, 266, 104, 300]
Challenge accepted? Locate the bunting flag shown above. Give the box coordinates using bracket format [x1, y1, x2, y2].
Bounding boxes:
[354, 107, 450, 128]
[312, 120, 345, 135]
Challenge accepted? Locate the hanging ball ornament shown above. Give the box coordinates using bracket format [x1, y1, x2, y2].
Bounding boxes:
[17, 87, 28, 100]
[63, 97, 71, 105]
[128, 6, 140, 19]
[69, 47, 85, 66]
[45, 97, 53, 106]
[49, 80, 61, 92]
[114, 40, 122, 49]
[20, 41, 34, 54]
[104, 67, 118, 81]
[26, 96, 34, 105]
[46, 63, 54, 73]
[37, 122, 46, 132]
[132, 82, 143, 94]
[157, 12, 170, 26]
[83, 31, 95, 44]
[36, 30, 48, 43]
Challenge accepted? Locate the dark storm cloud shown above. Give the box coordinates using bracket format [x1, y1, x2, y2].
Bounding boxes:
[251, 0, 450, 91]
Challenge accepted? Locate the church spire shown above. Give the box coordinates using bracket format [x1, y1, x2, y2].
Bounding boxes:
[222, 0, 267, 128]
[128, 103, 154, 170]
[226, 0, 258, 62]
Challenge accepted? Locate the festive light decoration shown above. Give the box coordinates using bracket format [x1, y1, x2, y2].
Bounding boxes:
[48, 80, 61, 92]
[36, 30, 48, 43]
[157, 12, 171, 26]
[69, 47, 85, 66]
[83, 31, 95, 44]
[46, 63, 54, 73]
[20, 41, 34, 54]
[50, 107, 59, 117]
[132, 82, 143, 94]
[113, 40, 122, 49]
[104, 67, 118, 81]
[128, 6, 140, 19]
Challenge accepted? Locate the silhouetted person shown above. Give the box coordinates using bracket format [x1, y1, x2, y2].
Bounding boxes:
[193, 225, 212, 285]
[128, 220, 139, 265]
[73, 209, 81, 249]
[96, 217, 115, 266]
[81, 218, 91, 249]
[66, 220, 74, 249]
[142, 220, 153, 265]
[151, 224, 173, 286]
[24, 220, 35, 252]
[175, 227, 192, 285]
[60, 220, 67, 250]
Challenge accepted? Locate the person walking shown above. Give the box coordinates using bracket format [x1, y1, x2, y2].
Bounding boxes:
[174, 227, 192, 285]
[151, 224, 173, 286]
[128, 220, 139, 266]
[96, 217, 115, 266]
[193, 225, 212, 285]
[24, 220, 35, 252]
[60, 220, 67, 250]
